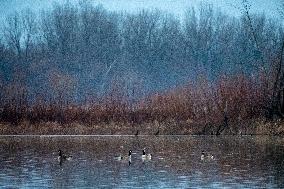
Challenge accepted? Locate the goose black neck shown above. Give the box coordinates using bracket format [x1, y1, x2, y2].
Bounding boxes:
[58, 150, 62, 157]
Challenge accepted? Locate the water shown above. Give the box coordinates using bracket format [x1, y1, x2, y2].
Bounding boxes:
[0, 135, 283, 188]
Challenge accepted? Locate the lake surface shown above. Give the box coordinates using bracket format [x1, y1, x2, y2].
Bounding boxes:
[0, 135, 283, 188]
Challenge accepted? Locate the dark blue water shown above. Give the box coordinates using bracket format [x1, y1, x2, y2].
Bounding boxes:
[0, 135, 283, 188]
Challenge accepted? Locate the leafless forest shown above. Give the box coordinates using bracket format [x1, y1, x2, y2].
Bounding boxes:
[0, 1, 283, 134]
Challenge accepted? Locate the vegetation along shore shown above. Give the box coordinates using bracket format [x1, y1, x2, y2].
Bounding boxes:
[0, 2, 284, 135]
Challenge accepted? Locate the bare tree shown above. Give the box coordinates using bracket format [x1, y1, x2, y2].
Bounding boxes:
[21, 9, 37, 61]
[241, 0, 265, 69]
[270, 4, 284, 118]
[3, 12, 23, 58]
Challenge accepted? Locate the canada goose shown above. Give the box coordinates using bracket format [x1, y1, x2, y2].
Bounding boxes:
[115, 150, 132, 162]
[142, 149, 152, 161]
[201, 151, 214, 161]
[58, 150, 72, 162]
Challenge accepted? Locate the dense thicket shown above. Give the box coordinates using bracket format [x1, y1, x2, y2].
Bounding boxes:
[0, 2, 283, 126]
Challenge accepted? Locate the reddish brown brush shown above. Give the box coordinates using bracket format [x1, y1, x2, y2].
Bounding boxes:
[0, 73, 274, 132]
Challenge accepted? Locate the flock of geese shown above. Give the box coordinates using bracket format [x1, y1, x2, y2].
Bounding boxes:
[57, 148, 152, 165]
[57, 128, 214, 165]
[56, 125, 215, 165]
[114, 149, 152, 165]
[57, 149, 214, 165]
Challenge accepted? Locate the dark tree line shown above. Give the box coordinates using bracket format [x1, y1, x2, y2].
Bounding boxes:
[0, 1, 284, 124]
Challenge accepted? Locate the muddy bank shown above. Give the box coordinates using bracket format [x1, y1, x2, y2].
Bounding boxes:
[0, 119, 283, 136]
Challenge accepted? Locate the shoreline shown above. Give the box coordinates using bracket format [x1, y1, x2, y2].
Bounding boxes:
[0, 119, 283, 136]
[0, 134, 282, 137]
